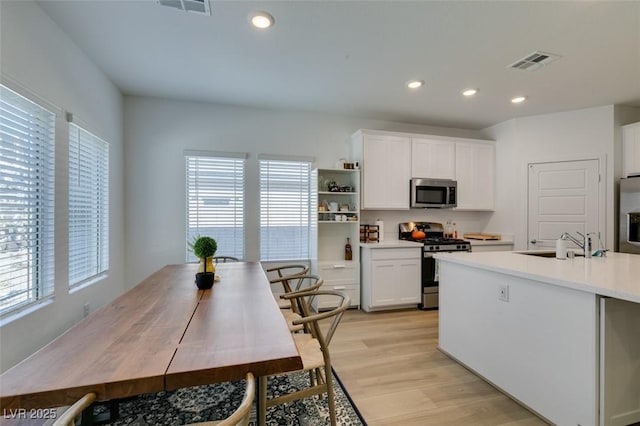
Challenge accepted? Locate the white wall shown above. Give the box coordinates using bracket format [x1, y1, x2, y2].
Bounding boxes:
[484, 106, 620, 251]
[0, 1, 124, 372]
[123, 96, 488, 288]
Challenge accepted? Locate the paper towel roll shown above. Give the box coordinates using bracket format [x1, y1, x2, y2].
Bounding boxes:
[555, 238, 567, 259]
[375, 219, 384, 242]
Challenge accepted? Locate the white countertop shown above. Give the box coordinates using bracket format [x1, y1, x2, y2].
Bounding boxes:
[434, 251, 640, 303]
[466, 239, 514, 246]
[360, 240, 423, 249]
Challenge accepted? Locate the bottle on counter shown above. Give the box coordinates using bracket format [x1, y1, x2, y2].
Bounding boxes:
[453, 222, 458, 239]
[345, 237, 352, 261]
[444, 220, 454, 239]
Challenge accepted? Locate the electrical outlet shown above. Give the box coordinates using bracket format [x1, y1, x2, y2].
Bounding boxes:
[83, 303, 90, 318]
[498, 284, 509, 302]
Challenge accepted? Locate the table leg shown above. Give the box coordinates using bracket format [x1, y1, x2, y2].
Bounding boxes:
[257, 375, 267, 426]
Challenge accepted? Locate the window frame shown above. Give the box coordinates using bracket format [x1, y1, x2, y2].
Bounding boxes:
[0, 82, 57, 316]
[68, 120, 110, 288]
[185, 151, 247, 262]
[259, 155, 314, 262]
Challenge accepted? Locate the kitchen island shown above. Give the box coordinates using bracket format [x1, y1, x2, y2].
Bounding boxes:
[434, 251, 640, 426]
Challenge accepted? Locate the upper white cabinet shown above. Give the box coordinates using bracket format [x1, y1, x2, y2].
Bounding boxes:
[455, 140, 495, 211]
[351, 129, 495, 211]
[411, 137, 456, 179]
[623, 122, 640, 178]
[350, 130, 411, 210]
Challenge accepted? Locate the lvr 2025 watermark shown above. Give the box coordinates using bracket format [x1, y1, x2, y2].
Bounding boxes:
[3, 408, 57, 419]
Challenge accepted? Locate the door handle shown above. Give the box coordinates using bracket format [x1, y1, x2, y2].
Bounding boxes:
[530, 239, 537, 244]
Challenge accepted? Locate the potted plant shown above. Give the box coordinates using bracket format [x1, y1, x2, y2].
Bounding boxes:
[189, 235, 217, 289]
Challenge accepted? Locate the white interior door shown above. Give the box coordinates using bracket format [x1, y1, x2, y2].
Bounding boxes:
[528, 159, 600, 251]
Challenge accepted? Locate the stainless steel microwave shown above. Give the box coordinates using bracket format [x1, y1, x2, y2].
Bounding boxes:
[410, 178, 457, 208]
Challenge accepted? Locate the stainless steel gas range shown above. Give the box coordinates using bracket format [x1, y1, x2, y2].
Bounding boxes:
[398, 222, 471, 309]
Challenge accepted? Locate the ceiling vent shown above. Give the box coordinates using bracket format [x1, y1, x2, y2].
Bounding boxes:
[158, 0, 210, 15]
[508, 51, 562, 71]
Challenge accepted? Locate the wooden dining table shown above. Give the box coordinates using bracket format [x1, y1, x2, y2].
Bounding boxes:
[0, 262, 303, 420]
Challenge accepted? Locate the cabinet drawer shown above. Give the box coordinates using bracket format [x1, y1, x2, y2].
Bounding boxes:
[370, 248, 421, 260]
[318, 262, 359, 281]
[316, 284, 359, 309]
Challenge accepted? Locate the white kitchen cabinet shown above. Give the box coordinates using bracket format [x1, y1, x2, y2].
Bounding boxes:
[315, 262, 360, 309]
[360, 246, 421, 312]
[455, 140, 495, 211]
[311, 168, 360, 309]
[411, 137, 456, 179]
[623, 122, 640, 178]
[350, 130, 411, 210]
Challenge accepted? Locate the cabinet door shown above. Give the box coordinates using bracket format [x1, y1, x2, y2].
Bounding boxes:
[370, 259, 420, 307]
[623, 123, 640, 177]
[362, 134, 411, 209]
[455, 141, 495, 210]
[370, 260, 400, 306]
[411, 138, 456, 179]
[393, 259, 421, 303]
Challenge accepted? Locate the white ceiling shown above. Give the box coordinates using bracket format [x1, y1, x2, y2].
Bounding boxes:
[37, 0, 640, 130]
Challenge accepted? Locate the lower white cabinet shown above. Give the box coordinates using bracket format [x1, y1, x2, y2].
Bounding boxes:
[360, 246, 421, 312]
[316, 261, 360, 310]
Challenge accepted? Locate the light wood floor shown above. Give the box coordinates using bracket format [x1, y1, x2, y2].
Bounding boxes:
[329, 308, 550, 426]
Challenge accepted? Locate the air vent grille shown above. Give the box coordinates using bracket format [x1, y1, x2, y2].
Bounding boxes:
[508, 51, 561, 71]
[158, 0, 210, 15]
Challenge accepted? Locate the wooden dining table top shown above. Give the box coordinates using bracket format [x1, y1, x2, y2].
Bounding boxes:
[0, 262, 303, 410]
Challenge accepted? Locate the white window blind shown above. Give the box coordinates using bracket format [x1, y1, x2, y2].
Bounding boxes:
[0, 84, 55, 314]
[260, 158, 312, 261]
[186, 154, 245, 260]
[68, 123, 109, 286]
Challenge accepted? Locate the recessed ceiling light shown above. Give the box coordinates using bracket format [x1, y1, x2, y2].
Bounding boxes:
[511, 96, 527, 104]
[462, 88, 478, 97]
[407, 80, 424, 89]
[250, 11, 275, 29]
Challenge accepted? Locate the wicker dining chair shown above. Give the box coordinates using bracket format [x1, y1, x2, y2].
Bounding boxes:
[258, 290, 350, 426]
[187, 372, 255, 426]
[51, 392, 96, 426]
[265, 264, 310, 309]
[269, 275, 324, 332]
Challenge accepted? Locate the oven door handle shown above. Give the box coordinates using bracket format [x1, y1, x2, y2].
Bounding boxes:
[423, 252, 434, 258]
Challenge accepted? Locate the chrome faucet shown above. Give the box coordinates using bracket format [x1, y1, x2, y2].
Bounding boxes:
[560, 232, 592, 258]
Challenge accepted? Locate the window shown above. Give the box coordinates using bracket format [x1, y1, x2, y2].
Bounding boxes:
[0, 84, 55, 314]
[186, 153, 245, 260]
[259, 157, 312, 261]
[68, 122, 109, 286]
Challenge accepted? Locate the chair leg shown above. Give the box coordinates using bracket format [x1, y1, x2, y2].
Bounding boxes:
[258, 375, 268, 426]
[325, 367, 337, 426]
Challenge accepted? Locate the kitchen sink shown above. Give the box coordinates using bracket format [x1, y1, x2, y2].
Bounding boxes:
[515, 251, 584, 258]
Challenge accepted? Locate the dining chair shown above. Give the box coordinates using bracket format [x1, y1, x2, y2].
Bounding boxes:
[265, 264, 310, 309]
[187, 372, 255, 426]
[51, 392, 96, 426]
[258, 290, 350, 426]
[212, 256, 239, 263]
[269, 274, 324, 332]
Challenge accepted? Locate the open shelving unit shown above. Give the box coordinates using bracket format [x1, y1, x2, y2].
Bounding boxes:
[311, 168, 361, 309]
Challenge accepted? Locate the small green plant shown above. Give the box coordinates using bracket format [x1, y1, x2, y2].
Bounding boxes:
[189, 235, 217, 259]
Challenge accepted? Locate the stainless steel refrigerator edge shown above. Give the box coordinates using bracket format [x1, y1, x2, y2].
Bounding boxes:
[619, 176, 640, 254]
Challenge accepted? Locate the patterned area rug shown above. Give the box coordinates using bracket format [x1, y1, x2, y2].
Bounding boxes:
[95, 369, 365, 425]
